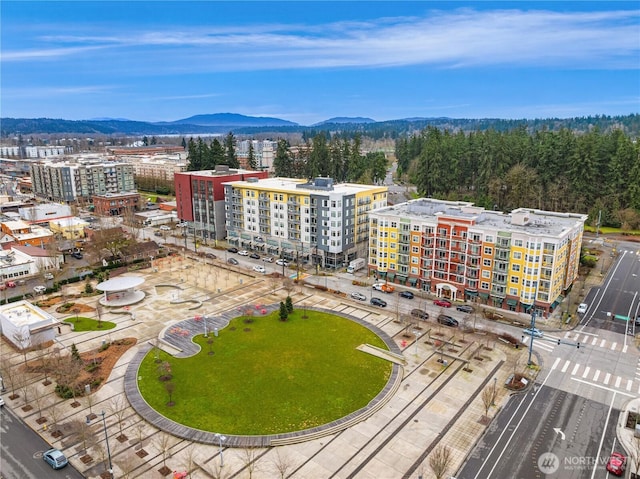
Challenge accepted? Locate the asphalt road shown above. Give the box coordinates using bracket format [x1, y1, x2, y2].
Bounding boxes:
[0, 405, 84, 479]
[459, 385, 619, 479]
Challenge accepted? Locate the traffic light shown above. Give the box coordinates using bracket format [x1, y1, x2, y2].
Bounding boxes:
[558, 339, 561, 345]
[577, 342, 580, 349]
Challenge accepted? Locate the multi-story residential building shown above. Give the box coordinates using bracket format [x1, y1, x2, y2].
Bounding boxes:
[92, 192, 142, 216]
[224, 177, 387, 268]
[30, 160, 135, 203]
[236, 140, 277, 171]
[130, 157, 187, 181]
[174, 166, 268, 242]
[368, 199, 588, 317]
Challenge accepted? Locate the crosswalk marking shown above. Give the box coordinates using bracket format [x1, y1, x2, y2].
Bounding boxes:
[623, 345, 628, 354]
[583, 335, 589, 343]
[611, 342, 617, 350]
[600, 339, 606, 348]
[604, 373, 611, 385]
[594, 370, 601, 382]
[582, 367, 590, 379]
[627, 380, 633, 392]
[561, 360, 571, 373]
[615, 376, 622, 388]
[591, 337, 598, 346]
[571, 364, 580, 375]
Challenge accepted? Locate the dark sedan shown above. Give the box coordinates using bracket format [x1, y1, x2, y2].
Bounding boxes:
[249, 253, 260, 260]
[370, 297, 387, 307]
[456, 305, 474, 313]
[399, 291, 414, 299]
[437, 314, 459, 327]
[227, 247, 238, 253]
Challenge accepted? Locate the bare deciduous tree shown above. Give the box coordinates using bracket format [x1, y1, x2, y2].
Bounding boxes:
[19, 382, 33, 408]
[48, 404, 62, 436]
[237, 447, 261, 479]
[271, 448, 295, 479]
[181, 444, 197, 479]
[429, 445, 453, 479]
[0, 358, 20, 399]
[109, 396, 129, 441]
[481, 385, 496, 422]
[134, 423, 146, 450]
[117, 454, 138, 479]
[72, 419, 93, 454]
[155, 432, 173, 468]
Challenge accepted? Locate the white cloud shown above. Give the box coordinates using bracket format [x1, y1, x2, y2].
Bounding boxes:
[3, 8, 638, 71]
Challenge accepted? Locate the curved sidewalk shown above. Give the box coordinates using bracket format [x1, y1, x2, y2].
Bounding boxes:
[123, 305, 403, 447]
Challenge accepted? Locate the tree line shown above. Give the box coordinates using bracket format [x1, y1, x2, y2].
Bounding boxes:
[395, 126, 640, 229]
[186, 132, 241, 170]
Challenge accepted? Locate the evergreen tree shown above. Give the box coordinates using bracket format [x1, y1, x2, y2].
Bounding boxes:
[279, 301, 288, 321]
[223, 132, 239, 168]
[285, 296, 294, 314]
[209, 138, 225, 167]
[273, 139, 292, 177]
[247, 142, 258, 170]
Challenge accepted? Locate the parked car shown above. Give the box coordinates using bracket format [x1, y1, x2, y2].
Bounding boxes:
[350, 292, 367, 301]
[227, 247, 238, 253]
[253, 265, 266, 274]
[176, 222, 188, 228]
[437, 314, 459, 327]
[635, 315, 640, 327]
[71, 251, 83, 259]
[249, 253, 260, 260]
[43, 448, 68, 470]
[399, 291, 414, 299]
[44, 272, 54, 280]
[606, 452, 626, 476]
[205, 253, 217, 259]
[227, 258, 239, 265]
[5, 281, 16, 288]
[370, 297, 387, 307]
[263, 257, 274, 263]
[577, 303, 588, 314]
[275, 259, 289, 266]
[411, 309, 429, 320]
[154, 231, 163, 237]
[372, 283, 395, 293]
[33, 285, 47, 294]
[456, 305, 474, 313]
[159, 225, 171, 231]
[434, 299, 452, 308]
[238, 250, 249, 256]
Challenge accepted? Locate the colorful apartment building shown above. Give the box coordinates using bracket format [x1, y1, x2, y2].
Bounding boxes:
[368, 199, 588, 316]
[223, 177, 387, 268]
[174, 166, 268, 242]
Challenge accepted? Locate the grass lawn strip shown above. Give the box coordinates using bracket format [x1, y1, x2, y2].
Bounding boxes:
[138, 309, 392, 435]
[67, 316, 116, 331]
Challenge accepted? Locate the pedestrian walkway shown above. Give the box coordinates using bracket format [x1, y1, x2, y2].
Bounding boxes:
[550, 357, 638, 395]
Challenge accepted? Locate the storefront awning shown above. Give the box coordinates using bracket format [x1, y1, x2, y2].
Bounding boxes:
[506, 299, 518, 306]
[387, 273, 395, 281]
[377, 271, 387, 278]
[550, 300, 560, 309]
[465, 290, 479, 296]
[479, 292, 489, 299]
[408, 278, 418, 285]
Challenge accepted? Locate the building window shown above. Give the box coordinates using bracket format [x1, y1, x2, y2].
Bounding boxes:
[482, 270, 491, 279]
[483, 259, 492, 267]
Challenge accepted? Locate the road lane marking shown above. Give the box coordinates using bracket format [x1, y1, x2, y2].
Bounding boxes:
[594, 370, 601, 382]
[590, 390, 618, 479]
[611, 342, 617, 350]
[600, 339, 606, 348]
[604, 373, 611, 385]
[582, 367, 590, 379]
[615, 376, 622, 388]
[627, 380, 633, 392]
[476, 356, 560, 479]
[561, 360, 571, 373]
[570, 378, 633, 397]
[571, 364, 580, 376]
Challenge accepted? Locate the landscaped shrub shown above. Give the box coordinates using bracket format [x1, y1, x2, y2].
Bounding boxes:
[285, 296, 294, 314]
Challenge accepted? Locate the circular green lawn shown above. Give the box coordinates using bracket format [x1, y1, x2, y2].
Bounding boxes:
[138, 309, 392, 435]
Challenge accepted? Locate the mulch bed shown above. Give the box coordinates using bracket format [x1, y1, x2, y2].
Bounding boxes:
[80, 454, 93, 464]
[117, 434, 128, 443]
[136, 449, 148, 458]
[36, 417, 48, 424]
[22, 405, 33, 412]
[158, 466, 172, 476]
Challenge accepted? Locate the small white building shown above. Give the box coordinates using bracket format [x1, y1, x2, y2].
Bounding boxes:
[0, 300, 59, 350]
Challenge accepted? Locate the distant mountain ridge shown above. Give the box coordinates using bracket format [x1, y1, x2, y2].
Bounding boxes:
[1, 113, 638, 137]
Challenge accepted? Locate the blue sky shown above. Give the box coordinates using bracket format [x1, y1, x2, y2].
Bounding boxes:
[1, 1, 638, 125]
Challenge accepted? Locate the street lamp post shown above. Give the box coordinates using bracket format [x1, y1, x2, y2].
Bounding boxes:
[101, 411, 113, 478]
[413, 329, 421, 355]
[214, 433, 226, 467]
